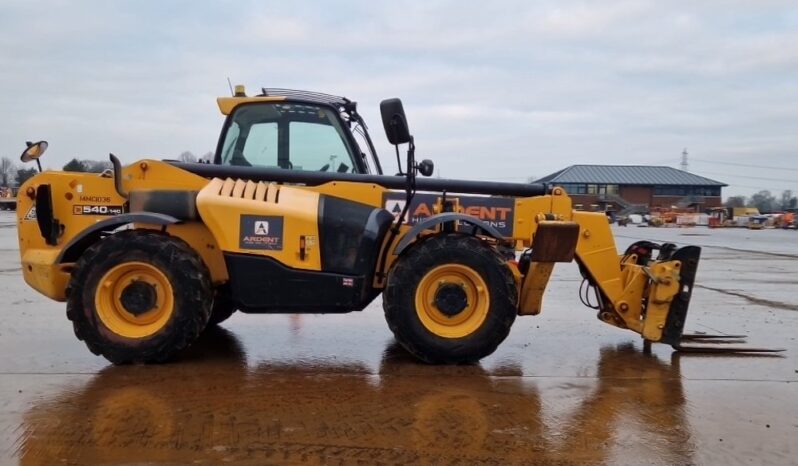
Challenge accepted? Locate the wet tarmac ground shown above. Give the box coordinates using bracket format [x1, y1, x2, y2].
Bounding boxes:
[0, 210, 796, 465]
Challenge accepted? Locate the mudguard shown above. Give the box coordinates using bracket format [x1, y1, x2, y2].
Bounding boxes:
[393, 212, 504, 255]
[56, 212, 180, 263]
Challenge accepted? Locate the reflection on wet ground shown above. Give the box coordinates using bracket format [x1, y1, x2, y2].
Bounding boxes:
[15, 328, 696, 466]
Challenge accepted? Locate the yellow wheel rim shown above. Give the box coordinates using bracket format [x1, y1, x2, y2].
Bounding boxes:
[94, 262, 174, 339]
[414, 264, 490, 339]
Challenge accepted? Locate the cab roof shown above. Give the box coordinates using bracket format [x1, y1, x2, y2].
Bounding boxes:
[217, 88, 354, 115]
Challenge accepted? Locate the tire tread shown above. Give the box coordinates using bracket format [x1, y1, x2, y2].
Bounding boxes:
[66, 230, 212, 364]
[383, 234, 518, 364]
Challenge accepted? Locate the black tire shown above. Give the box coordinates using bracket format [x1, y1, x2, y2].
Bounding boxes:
[208, 287, 237, 326]
[66, 230, 213, 364]
[383, 234, 518, 364]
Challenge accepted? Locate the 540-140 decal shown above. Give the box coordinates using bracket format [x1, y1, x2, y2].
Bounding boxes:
[73, 205, 125, 216]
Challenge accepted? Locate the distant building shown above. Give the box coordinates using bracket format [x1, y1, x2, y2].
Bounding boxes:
[535, 165, 726, 213]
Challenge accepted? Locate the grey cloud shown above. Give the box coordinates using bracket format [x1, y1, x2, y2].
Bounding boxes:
[0, 0, 795, 196]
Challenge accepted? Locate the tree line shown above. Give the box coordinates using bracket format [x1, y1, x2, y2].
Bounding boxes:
[725, 190, 796, 213]
[0, 151, 212, 189]
[0, 157, 38, 188]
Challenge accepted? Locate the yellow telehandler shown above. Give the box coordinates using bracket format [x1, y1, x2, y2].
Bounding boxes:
[15, 87, 777, 364]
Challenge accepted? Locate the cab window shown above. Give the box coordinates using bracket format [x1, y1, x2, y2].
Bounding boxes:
[220, 102, 361, 173]
[239, 122, 278, 166]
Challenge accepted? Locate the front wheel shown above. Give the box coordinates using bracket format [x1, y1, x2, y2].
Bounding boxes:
[66, 230, 213, 364]
[383, 234, 518, 364]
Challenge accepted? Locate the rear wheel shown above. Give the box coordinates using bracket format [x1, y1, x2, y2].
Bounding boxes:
[67, 230, 213, 364]
[384, 234, 518, 364]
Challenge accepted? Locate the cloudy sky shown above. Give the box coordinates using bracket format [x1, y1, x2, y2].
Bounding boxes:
[1, 0, 796, 197]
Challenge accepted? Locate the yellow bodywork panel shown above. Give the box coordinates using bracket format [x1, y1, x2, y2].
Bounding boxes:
[16, 160, 229, 300]
[305, 181, 387, 209]
[217, 96, 286, 115]
[641, 261, 682, 340]
[518, 263, 554, 316]
[17, 171, 127, 301]
[511, 188, 574, 246]
[163, 223, 229, 284]
[196, 177, 323, 271]
[17, 171, 126, 256]
[20, 249, 72, 301]
[572, 211, 625, 300]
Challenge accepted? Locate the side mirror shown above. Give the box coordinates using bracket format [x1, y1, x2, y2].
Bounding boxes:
[21, 140, 48, 163]
[380, 98, 411, 145]
[21, 140, 48, 172]
[418, 159, 434, 177]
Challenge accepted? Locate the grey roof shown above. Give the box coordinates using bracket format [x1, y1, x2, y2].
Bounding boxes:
[535, 165, 727, 187]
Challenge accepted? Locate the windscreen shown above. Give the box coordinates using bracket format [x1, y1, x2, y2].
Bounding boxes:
[220, 102, 360, 173]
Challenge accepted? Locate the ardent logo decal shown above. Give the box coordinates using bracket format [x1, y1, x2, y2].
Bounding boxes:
[240, 215, 283, 250]
[254, 221, 270, 236]
[384, 199, 408, 222]
[382, 192, 515, 236]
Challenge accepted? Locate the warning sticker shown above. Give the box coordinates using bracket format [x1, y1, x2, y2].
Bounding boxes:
[239, 215, 284, 250]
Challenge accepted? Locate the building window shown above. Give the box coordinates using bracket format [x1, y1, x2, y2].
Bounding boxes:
[654, 186, 687, 196]
[691, 186, 721, 196]
[595, 184, 619, 195]
[556, 184, 620, 195]
[653, 186, 721, 197]
[557, 184, 588, 194]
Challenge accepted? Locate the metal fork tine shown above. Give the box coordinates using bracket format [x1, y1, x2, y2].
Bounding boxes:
[673, 332, 785, 353]
[674, 344, 785, 354]
[681, 337, 747, 344]
[680, 333, 747, 340]
[683, 339, 747, 345]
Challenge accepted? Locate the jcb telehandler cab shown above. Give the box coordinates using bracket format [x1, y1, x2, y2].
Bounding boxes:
[15, 87, 778, 364]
